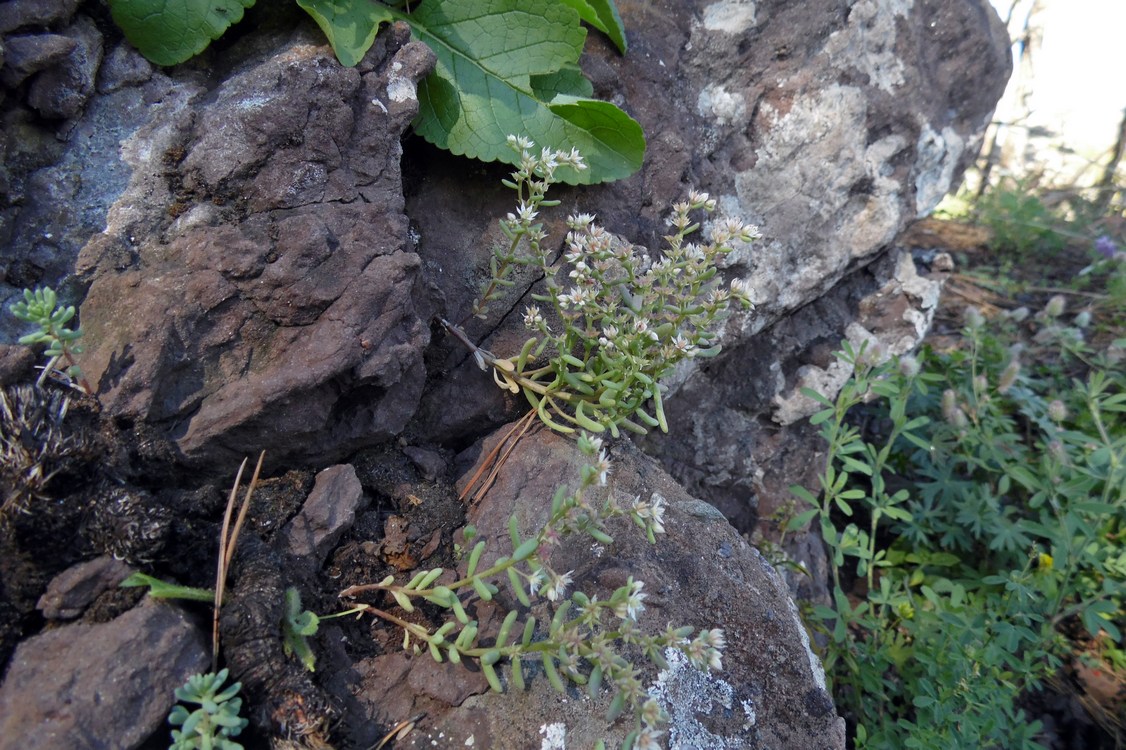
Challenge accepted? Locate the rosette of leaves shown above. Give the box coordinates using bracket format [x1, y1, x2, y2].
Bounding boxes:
[168, 669, 248, 750]
[106, 0, 642, 185]
[8, 286, 91, 392]
[459, 138, 759, 437]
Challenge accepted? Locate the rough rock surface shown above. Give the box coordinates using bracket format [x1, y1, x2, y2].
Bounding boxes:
[72, 26, 436, 469]
[351, 425, 846, 749]
[408, 0, 1009, 443]
[641, 247, 945, 603]
[0, 600, 209, 749]
[1, 1, 1008, 478]
[36, 554, 132, 620]
[0, 2, 1013, 745]
[281, 463, 365, 563]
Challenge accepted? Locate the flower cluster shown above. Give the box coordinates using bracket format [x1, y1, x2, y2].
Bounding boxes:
[471, 137, 587, 320]
[339, 435, 724, 749]
[467, 138, 760, 437]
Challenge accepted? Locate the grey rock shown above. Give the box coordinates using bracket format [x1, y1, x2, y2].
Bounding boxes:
[96, 42, 152, 94]
[0, 33, 76, 87]
[354, 425, 845, 749]
[0, 601, 209, 749]
[25, 14, 102, 120]
[408, 0, 1010, 447]
[281, 464, 365, 564]
[75, 27, 437, 469]
[0, 344, 34, 386]
[640, 249, 943, 605]
[0, 0, 80, 34]
[402, 445, 447, 482]
[36, 555, 132, 620]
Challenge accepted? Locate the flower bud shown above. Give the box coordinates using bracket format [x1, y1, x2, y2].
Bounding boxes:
[1074, 311, 1091, 328]
[1043, 295, 1066, 319]
[941, 389, 958, 423]
[897, 355, 920, 378]
[963, 306, 985, 330]
[1005, 306, 1030, 323]
[1047, 400, 1068, 422]
[997, 360, 1020, 394]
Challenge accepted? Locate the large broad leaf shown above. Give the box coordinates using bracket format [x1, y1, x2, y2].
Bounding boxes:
[558, 0, 627, 53]
[296, 0, 396, 68]
[108, 0, 257, 66]
[409, 0, 644, 185]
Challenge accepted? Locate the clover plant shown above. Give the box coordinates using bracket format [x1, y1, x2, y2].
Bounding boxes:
[8, 286, 91, 393]
[168, 668, 248, 750]
[282, 586, 320, 673]
[450, 136, 758, 436]
[341, 433, 725, 749]
[106, 0, 642, 184]
[793, 303, 1125, 747]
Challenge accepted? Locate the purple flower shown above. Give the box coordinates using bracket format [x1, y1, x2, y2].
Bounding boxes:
[1094, 235, 1118, 259]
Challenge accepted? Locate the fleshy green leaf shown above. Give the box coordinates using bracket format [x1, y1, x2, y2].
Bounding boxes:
[559, 0, 627, 53]
[296, 0, 396, 67]
[408, 0, 644, 184]
[108, 0, 257, 66]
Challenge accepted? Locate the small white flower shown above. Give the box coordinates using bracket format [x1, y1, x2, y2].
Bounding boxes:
[558, 287, 591, 308]
[523, 305, 544, 329]
[545, 570, 574, 602]
[729, 277, 755, 306]
[634, 727, 665, 750]
[687, 189, 710, 206]
[507, 134, 534, 151]
[704, 628, 726, 650]
[640, 698, 666, 729]
[671, 334, 697, 357]
[614, 578, 646, 621]
[567, 213, 596, 230]
[740, 223, 762, 241]
[526, 569, 546, 597]
[514, 201, 538, 223]
[647, 493, 667, 534]
[633, 319, 659, 341]
[593, 449, 611, 486]
[568, 261, 590, 280]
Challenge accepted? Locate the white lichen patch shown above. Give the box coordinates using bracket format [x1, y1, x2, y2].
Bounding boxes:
[696, 83, 747, 125]
[785, 593, 828, 691]
[822, 0, 914, 93]
[648, 648, 751, 749]
[772, 322, 878, 425]
[387, 61, 418, 103]
[701, 0, 758, 33]
[538, 722, 566, 750]
[914, 123, 964, 216]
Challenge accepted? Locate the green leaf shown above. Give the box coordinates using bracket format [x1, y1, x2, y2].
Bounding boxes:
[121, 572, 214, 602]
[529, 65, 594, 101]
[558, 0, 627, 53]
[108, 0, 257, 66]
[296, 0, 396, 67]
[408, 0, 644, 184]
[785, 508, 820, 532]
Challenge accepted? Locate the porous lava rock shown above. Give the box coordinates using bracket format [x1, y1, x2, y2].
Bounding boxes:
[73, 25, 436, 469]
[0, 600, 208, 749]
